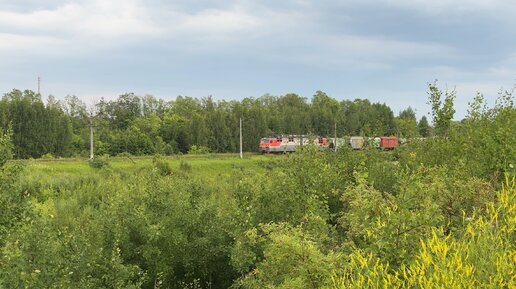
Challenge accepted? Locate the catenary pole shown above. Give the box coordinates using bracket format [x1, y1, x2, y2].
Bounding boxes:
[239, 118, 243, 159]
[89, 118, 94, 160]
[334, 121, 337, 150]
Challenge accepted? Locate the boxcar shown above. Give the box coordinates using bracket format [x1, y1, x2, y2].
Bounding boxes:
[379, 136, 398, 150]
[349, 136, 364, 150]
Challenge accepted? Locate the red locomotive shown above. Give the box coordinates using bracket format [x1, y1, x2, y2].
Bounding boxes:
[259, 135, 329, 153]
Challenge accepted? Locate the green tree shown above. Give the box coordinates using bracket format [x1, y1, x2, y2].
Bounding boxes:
[102, 93, 142, 130]
[61, 95, 89, 155]
[277, 93, 310, 134]
[160, 113, 189, 153]
[338, 99, 395, 136]
[203, 97, 234, 152]
[1, 90, 74, 158]
[238, 98, 269, 152]
[234, 223, 340, 289]
[418, 115, 430, 137]
[395, 107, 419, 138]
[427, 81, 456, 137]
[0, 126, 13, 167]
[310, 91, 339, 136]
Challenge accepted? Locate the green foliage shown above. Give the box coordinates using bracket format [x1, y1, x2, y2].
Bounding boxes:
[330, 177, 516, 289]
[0, 162, 27, 248]
[396, 107, 419, 138]
[400, 88, 515, 181]
[152, 155, 172, 176]
[342, 169, 438, 267]
[179, 160, 192, 172]
[234, 223, 341, 289]
[0, 127, 13, 167]
[118, 151, 136, 163]
[0, 176, 144, 288]
[40, 153, 55, 159]
[417, 115, 430, 137]
[458, 89, 515, 180]
[0, 85, 514, 288]
[188, 145, 210, 155]
[311, 91, 339, 136]
[339, 99, 396, 136]
[1, 89, 73, 158]
[88, 157, 109, 169]
[427, 81, 456, 137]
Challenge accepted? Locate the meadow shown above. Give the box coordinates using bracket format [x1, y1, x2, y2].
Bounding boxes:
[22, 154, 268, 187]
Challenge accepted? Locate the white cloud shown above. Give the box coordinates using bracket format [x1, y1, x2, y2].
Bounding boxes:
[0, 0, 277, 56]
[0, 0, 167, 58]
[257, 32, 457, 72]
[327, 34, 455, 60]
[178, 8, 261, 35]
[0, 33, 65, 51]
[0, 0, 463, 64]
[384, 0, 516, 13]
[413, 55, 516, 83]
[0, 0, 161, 37]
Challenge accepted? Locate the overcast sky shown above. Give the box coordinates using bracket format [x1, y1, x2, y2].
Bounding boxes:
[1, 0, 515, 119]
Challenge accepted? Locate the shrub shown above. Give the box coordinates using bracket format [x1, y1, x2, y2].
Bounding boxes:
[179, 160, 192, 172]
[0, 129, 13, 167]
[41, 153, 55, 159]
[153, 155, 172, 176]
[88, 158, 109, 169]
[331, 177, 516, 289]
[117, 152, 135, 163]
[188, 145, 210, 155]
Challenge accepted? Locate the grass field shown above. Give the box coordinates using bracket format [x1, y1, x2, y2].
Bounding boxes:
[18, 153, 277, 190]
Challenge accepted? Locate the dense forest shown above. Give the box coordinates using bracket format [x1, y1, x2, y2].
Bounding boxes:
[0, 84, 515, 288]
[0, 87, 433, 158]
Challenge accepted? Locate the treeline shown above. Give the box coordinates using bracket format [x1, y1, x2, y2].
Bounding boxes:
[0, 90, 73, 158]
[0, 89, 431, 158]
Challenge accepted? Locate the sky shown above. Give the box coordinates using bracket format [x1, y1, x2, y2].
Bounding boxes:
[1, 0, 515, 119]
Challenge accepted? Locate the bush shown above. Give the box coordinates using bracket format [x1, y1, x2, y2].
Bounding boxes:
[88, 158, 109, 169]
[41, 153, 55, 159]
[188, 145, 210, 155]
[117, 152, 135, 163]
[179, 160, 192, 172]
[331, 178, 516, 289]
[153, 155, 172, 176]
[0, 129, 13, 167]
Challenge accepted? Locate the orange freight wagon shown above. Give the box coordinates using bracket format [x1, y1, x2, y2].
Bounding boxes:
[379, 136, 398, 150]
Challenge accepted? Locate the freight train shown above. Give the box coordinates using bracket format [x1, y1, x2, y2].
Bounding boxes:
[349, 136, 399, 150]
[259, 135, 399, 153]
[259, 135, 329, 153]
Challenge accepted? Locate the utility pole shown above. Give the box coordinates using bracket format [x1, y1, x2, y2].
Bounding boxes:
[89, 118, 94, 160]
[239, 118, 243, 159]
[37, 76, 41, 95]
[140, 96, 145, 117]
[334, 121, 337, 149]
